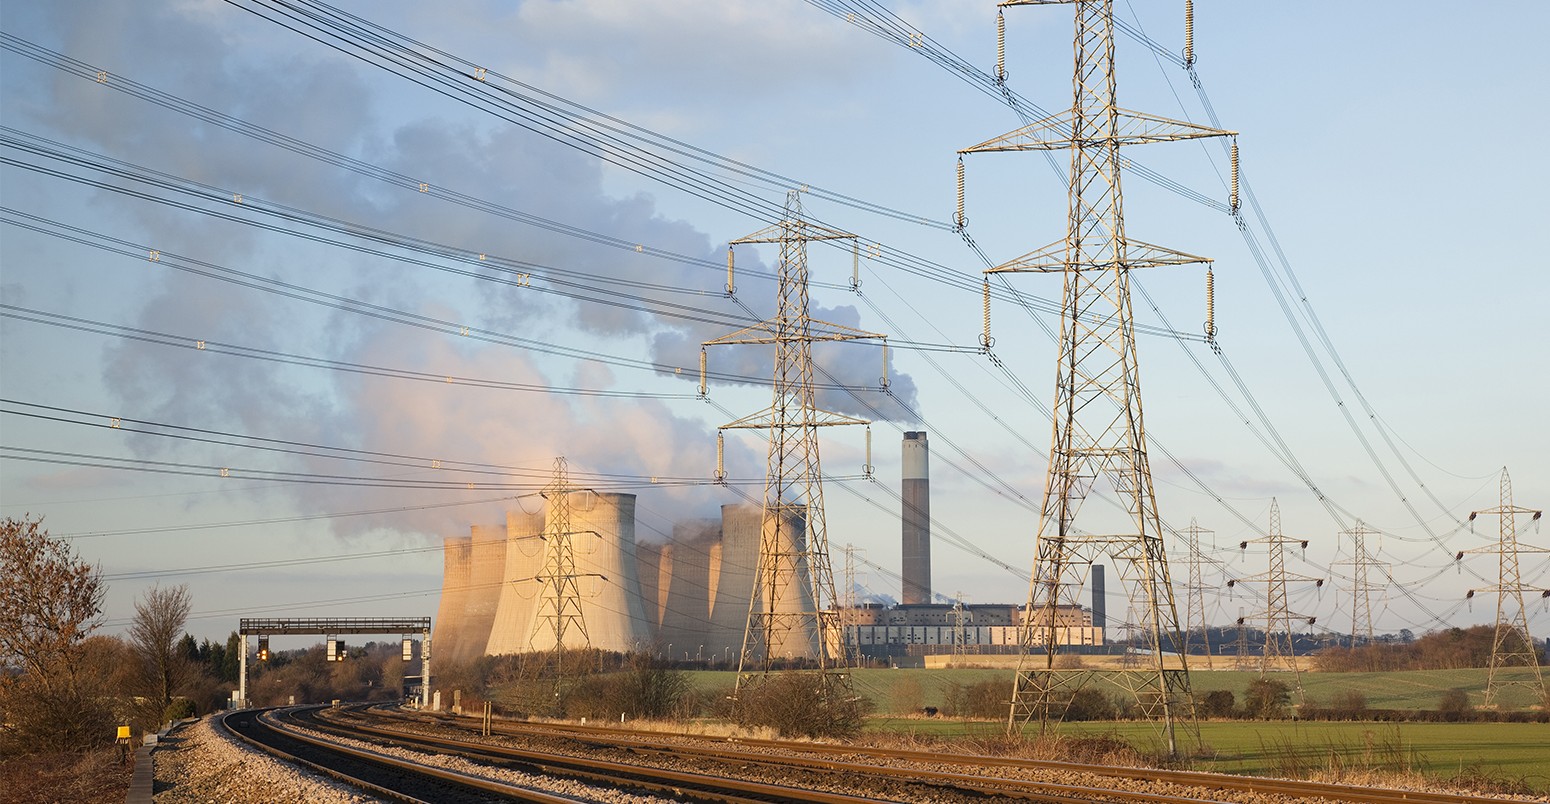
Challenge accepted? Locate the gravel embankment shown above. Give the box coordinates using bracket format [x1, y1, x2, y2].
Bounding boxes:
[152, 716, 385, 803]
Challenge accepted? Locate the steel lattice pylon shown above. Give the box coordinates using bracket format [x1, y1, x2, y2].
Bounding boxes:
[704, 191, 884, 689]
[1334, 521, 1385, 647]
[958, 0, 1234, 756]
[530, 457, 594, 654]
[1184, 519, 1214, 669]
[1231, 499, 1319, 697]
[1462, 468, 1546, 709]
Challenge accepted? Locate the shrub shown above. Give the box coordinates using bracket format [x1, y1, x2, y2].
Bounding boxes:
[163, 697, 196, 722]
[733, 672, 871, 738]
[1243, 677, 1292, 719]
[943, 679, 1008, 719]
[1063, 688, 1116, 721]
[1199, 689, 1235, 719]
[1437, 688, 1470, 720]
[563, 654, 690, 721]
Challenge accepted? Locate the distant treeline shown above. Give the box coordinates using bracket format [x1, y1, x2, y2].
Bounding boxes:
[1313, 625, 1546, 672]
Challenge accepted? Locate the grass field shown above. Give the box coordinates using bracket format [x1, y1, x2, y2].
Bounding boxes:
[686, 666, 1549, 712]
[681, 666, 1550, 791]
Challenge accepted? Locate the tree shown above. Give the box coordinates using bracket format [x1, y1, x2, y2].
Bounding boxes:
[1438, 688, 1471, 721]
[221, 631, 242, 684]
[0, 517, 105, 686]
[1243, 677, 1292, 719]
[128, 584, 193, 719]
[0, 516, 113, 753]
[1200, 689, 1236, 719]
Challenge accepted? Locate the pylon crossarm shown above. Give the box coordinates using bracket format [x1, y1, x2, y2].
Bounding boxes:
[703, 323, 776, 346]
[706, 319, 884, 345]
[961, 108, 1233, 154]
[987, 236, 1212, 274]
[719, 405, 869, 431]
[732, 220, 854, 244]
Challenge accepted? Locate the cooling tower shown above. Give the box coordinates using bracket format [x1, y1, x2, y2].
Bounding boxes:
[714, 503, 817, 660]
[458, 523, 508, 662]
[484, 508, 546, 656]
[901, 431, 931, 605]
[431, 535, 472, 663]
[708, 504, 761, 660]
[636, 541, 668, 632]
[658, 519, 720, 658]
[528, 491, 649, 653]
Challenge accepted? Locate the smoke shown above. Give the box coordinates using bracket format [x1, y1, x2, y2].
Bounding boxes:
[12, 0, 921, 542]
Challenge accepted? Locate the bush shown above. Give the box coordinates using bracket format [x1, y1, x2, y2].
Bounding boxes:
[942, 679, 1008, 719]
[163, 697, 196, 722]
[1199, 689, 1235, 719]
[563, 654, 690, 721]
[1438, 688, 1470, 720]
[1243, 677, 1292, 719]
[733, 672, 871, 738]
[1063, 688, 1116, 721]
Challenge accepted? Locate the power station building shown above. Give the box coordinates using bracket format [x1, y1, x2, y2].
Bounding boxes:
[430, 434, 1102, 664]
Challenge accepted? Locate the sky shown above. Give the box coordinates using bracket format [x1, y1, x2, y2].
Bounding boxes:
[2, 0, 1546, 649]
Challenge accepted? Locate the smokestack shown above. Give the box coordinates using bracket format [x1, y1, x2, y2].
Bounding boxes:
[1091, 564, 1106, 631]
[901, 431, 931, 605]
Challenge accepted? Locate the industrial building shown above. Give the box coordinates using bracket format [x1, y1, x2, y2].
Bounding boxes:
[430, 433, 1102, 665]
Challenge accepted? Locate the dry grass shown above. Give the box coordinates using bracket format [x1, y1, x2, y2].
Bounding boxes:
[0, 748, 131, 804]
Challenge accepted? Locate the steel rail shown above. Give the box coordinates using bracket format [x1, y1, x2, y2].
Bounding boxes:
[305, 705, 900, 803]
[335, 706, 1231, 803]
[377, 708, 1502, 804]
[219, 707, 585, 803]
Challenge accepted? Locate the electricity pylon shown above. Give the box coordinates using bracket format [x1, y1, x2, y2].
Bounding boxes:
[1333, 521, 1385, 646]
[1184, 519, 1214, 669]
[1230, 499, 1321, 697]
[957, 0, 1235, 756]
[704, 190, 884, 689]
[530, 457, 598, 655]
[1461, 468, 1546, 709]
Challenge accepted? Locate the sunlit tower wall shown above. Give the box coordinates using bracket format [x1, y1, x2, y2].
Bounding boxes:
[459, 523, 508, 661]
[660, 519, 721, 659]
[432, 534, 472, 663]
[528, 491, 649, 653]
[707, 504, 761, 660]
[485, 508, 546, 656]
[901, 431, 932, 605]
[710, 503, 808, 661]
[957, 0, 1236, 755]
[636, 540, 668, 637]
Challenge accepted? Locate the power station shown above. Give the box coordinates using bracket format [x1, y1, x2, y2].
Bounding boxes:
[431, 434, 1103, 666]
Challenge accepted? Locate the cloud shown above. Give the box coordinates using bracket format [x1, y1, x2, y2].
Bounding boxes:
[13, 0, 924, 546]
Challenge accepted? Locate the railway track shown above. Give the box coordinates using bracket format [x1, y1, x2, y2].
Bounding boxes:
[356, 706, 1505, 804]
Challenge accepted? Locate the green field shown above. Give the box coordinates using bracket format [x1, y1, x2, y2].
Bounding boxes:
[682, 667, 1550, 791]
[687, 666, 1549, 712]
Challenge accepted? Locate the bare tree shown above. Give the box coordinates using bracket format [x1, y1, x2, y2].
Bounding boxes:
[128, 583, 193, 717]
[0, 516, 113, 752]
[0, 517, 105, 687]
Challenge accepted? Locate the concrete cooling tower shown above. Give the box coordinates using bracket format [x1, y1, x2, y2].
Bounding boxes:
[484, 508, 545, 656]
[713, 503, 816, 661]
[527, 491, 649, 653]
[657, 519, 720, 658]
[636, 541, 668, 633]
[457, 524, 507, 662]
[431, 535, 472, 663]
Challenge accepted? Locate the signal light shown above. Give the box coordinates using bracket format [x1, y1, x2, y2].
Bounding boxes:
[257, 636, 270, 662]
[327, 637, 340, 662]
[402, 637, 414, 662]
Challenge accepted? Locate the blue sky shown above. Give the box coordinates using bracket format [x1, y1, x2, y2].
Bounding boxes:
[2, 1, 1546, 648]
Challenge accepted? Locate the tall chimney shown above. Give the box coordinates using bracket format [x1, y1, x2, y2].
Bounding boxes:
[901, 431, 931, 605]
[1091, 563, 1106, 632]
